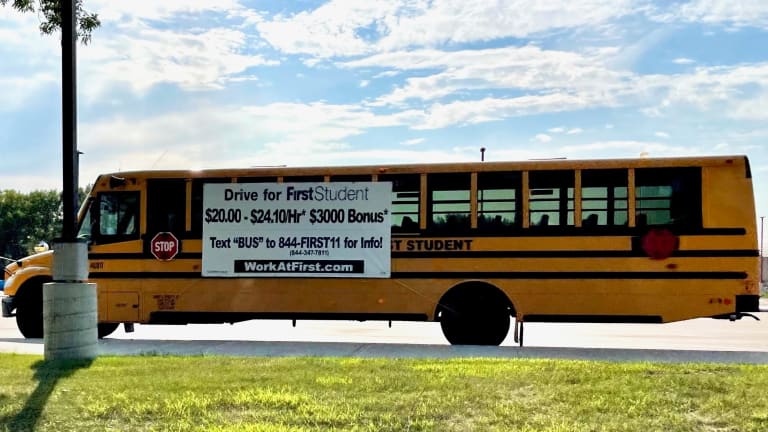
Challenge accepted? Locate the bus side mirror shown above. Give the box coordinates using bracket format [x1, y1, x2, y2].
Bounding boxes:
[33, 241, 50, 253]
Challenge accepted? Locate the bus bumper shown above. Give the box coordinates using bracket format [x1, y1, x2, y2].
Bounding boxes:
[736, 294, 760, 312]
[1, 296, 14, 317]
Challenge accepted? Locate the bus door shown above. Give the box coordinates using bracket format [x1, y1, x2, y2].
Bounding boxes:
[83, 188, 142, 322]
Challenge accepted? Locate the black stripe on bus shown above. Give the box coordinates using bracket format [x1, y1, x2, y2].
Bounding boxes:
[522, 314, 663, 324]
[149, 226, 747, 240]
[403, 227, 748, 237]
[90, 252, 203, 260]
[148, 311, 428, 325]
[391, 249, 759, 259]
[88, 271, 747, 280]
[90, 249, 758, 260]
[391, 271, 747, 280]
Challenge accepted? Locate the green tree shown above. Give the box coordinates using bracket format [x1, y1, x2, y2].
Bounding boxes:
[1, 0, 100, 44]
[0, 190, 29, 259]
[0, 190, 60, 258]
[0, 186, 90, 258]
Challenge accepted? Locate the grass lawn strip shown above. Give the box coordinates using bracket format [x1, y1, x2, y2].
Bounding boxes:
[0, 354, 766, 431]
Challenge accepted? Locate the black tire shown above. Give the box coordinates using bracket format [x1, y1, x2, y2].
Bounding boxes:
[97, 323, 120, 339]
[440, 293, 510, 346]
[16, 295, 44, 339]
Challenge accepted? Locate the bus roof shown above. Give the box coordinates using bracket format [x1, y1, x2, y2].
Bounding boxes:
[95, 154, 750, 181]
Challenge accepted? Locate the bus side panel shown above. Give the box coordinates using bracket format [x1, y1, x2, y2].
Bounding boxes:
[701, 162, 759, 294]
[133, 277, 445, 323]
[504, 279, 743, 323]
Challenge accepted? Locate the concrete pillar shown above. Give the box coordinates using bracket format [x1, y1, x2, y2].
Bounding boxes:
[43, 241, 97, 360]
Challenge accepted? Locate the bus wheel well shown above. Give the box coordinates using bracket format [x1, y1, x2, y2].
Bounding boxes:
[436, 282, 514, 319]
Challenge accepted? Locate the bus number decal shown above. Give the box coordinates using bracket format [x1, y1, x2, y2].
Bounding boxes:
[153, 294, 178, 311]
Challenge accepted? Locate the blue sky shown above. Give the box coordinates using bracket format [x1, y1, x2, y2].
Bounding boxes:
[1, 0, 766, 251]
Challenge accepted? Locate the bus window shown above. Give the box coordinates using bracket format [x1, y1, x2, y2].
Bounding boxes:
[191, 177, 231, 236]
[380, 174, 420, 232]
[478, 171, 521, 230]
[635, 167, 701, 227]
[581, 169, 628, 227]
[529, 170, 575, 227]
[77, 200, 94, 241]
[94, 191, 140, 243]
[147, 179, 186, 236]
[428, 173, 470, 231]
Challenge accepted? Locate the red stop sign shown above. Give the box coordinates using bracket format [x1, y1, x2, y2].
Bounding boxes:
[151, 232, 179, 261]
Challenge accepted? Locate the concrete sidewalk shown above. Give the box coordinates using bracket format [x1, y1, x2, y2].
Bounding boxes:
[2, 338, 768, 364]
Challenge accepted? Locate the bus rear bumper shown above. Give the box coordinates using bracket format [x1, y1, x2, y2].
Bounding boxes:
[1, 296, 15, 317]
[736, 294, 760, 312]
[711, 295, 764, 321]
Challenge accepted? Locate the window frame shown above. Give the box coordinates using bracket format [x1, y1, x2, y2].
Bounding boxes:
[90, 191, 141, 245]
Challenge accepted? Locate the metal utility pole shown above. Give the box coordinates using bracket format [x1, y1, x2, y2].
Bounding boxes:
[43, 0, 98, 360]
[62, 0, 78, 240]
[761, 216, 765, 284]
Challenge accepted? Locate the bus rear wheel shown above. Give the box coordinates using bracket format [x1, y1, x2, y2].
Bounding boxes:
[439, 290, 511, 346]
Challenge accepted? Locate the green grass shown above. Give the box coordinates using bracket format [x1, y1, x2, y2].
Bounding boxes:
[1, 354, 767, 431]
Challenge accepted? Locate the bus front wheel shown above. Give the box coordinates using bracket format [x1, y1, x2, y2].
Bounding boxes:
[16, 296, 44, 339]
[97, 323, 119, 338]
[439, 289, 511, 346]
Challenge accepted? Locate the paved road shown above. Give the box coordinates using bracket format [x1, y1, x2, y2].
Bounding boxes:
[2, 299, 767, 363]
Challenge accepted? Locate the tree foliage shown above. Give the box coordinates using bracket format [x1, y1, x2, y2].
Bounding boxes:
[0, 187, 89, 258]
[1, 0, 100, 44]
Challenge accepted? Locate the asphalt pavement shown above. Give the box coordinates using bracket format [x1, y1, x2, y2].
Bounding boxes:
[1, 298, 767, 363]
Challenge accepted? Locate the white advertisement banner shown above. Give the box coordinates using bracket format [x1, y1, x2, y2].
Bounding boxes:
[202, 182, 391, 278]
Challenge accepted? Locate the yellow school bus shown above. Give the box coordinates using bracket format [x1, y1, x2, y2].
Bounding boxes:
[1, 155, 761, 345]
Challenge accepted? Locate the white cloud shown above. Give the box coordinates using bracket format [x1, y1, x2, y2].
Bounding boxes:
[255, 2, 398, 58]
[77, 102, 411, 181]
[406, 93, 606, 130]
[729, 92, 768, 120]
[673, 57, 695, 65]
[559, 141, 701, 157]
[89, 0, 245, 23]
[0, 73, 58, 113]
[674, 0, 768, 27]
[359, 80, 370, 88]
[547, 127, 584, 135]
[344, 46, 630, 106]
[655, 131, 670, 138]
[256, 0, 637, 59]
[373, 71, 400, 79]
[0, 9, 61, 110]
[533, 134, 553, 143]
[376, 0, 637, 50]
[637, 63, 768, 119]
[401, 138, 425, 146]
[80, 27, 276, 99]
